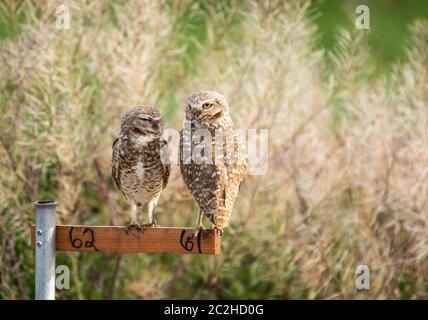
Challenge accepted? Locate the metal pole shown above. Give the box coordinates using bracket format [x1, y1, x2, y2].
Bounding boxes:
[35, 200, 57, 300]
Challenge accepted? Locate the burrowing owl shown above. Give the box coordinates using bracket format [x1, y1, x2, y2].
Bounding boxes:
[112, 105, 170, 232]
[180, 91, 247, 236]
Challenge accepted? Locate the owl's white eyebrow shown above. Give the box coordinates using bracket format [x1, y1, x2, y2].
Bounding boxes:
[201, 99, 216, 105]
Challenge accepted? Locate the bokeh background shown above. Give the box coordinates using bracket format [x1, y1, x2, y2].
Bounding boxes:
[1, 0, 428, 299]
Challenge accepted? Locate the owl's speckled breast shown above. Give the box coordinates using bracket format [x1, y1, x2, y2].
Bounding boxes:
[120, 135, 165, 206]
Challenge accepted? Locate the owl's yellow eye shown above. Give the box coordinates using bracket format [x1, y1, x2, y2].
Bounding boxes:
[202, 103, 213, 109]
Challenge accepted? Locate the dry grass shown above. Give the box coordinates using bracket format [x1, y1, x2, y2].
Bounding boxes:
[0, 0, 427, 299]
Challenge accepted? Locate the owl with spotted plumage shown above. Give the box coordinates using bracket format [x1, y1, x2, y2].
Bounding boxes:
[180, 91, 247, 237]
[112, 105, 170, 232]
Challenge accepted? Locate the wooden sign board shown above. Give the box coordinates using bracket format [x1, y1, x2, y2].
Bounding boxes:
[31, 225, 221, 254]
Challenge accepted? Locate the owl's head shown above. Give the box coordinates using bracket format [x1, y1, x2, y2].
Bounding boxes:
[185, 91, 230, 124]
[121, 105, 163, 136]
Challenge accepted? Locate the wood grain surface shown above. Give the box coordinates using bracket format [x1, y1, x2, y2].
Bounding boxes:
[31, 225, 221, 254]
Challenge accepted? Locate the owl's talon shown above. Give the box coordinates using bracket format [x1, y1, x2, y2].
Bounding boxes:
[210, 225, 224, 236]
[124, 222, 141, 234]
[142, 222, 158, 229]
[189, 226, 206, 239]
[151, 217, 160, 227]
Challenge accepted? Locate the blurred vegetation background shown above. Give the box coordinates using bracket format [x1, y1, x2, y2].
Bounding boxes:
[1, 0, 428, 299]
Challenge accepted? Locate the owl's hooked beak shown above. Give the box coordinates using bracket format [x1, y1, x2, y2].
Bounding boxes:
[152, 117, 164, 135]
[152, 116, 162, 124]
[197, 107, 222, 122]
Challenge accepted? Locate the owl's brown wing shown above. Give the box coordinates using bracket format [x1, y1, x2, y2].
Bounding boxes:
[222, 131, 248, 210]
[159, 137, 171, 189]
[213, 130, 247, 228]
[179, 129, 221, 216]
[111, 136, 123, 192]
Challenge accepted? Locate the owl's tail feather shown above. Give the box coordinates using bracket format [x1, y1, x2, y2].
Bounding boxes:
[214, 207, 232, 229]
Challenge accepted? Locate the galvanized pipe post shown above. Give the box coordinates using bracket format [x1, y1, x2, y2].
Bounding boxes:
[35, 200, 57, 300]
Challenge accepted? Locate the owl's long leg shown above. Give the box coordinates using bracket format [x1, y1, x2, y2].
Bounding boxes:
[124, 202, 141, 233]
[142, 197, 160, 229]
[190, 208, 206, 238]
[152, 196, 160, 226]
